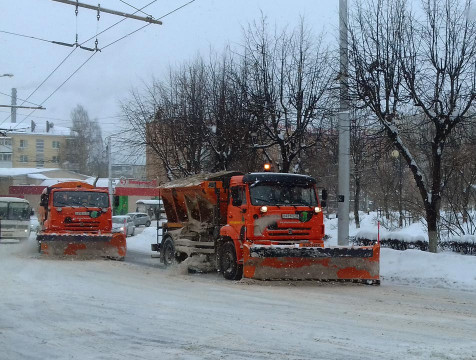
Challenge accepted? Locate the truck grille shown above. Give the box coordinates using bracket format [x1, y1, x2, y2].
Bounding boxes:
[63, 221, 101, 231]
[267, 229, 311, 237]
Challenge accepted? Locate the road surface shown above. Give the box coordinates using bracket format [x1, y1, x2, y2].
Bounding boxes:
[1, 237, 475, 360]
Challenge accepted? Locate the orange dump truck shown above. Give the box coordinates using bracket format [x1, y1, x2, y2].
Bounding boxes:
[152, 171, 380, 283]
[37, 181, 126, 259]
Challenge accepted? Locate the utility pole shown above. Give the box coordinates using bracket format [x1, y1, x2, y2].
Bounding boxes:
[51, 0, 162, 24]
[107, 136, 113, 212]
[11, 88, 16, 123]
[337, 0, 350, 246]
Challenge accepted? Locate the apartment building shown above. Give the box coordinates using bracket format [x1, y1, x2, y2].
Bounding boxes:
[1, 120, 73, 169]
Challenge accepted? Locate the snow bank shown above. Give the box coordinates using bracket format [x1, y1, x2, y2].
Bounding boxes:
[381, 248, 476, 290]
[355, 222, 428, 243]
[127, 225, 159, 253]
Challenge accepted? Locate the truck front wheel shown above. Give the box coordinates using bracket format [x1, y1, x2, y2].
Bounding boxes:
[219, 241, 243, 280]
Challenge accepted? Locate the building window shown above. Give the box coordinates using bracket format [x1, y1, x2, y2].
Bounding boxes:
[1, 153, 12, 161]
[52, 141, 60, 149]
[36, 139, 44, 153]
[0, 138, 12, 146]
[52, 156, 59, 163]
[19, 139, 27, 148]
[20, 155, 28, 163]
[36, 154, 44, 168]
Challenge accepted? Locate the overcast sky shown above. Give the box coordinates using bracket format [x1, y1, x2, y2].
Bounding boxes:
[0, 0, 339, 139]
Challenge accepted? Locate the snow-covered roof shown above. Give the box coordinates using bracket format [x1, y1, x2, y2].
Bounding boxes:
[84, 177, 119, 188]
[136, 199, 162, 205]
[0, 168, 60, 177]
[5, 120, 72, 136]
[39, 178, 86, 187]
[28, 173, 50, 180]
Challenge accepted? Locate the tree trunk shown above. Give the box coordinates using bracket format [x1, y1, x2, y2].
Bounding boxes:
[426, 205, 439, 253]
[354, 176, 361, 228]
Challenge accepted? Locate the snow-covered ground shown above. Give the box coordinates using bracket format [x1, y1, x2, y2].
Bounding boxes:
[1, 219, 476, 359]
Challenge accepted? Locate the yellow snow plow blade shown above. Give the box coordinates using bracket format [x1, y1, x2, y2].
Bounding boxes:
[37, 232, 127, 260]
[242, 242, 380, 284]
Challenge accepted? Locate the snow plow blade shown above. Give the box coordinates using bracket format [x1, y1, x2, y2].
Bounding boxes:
[37, 233, 127, 260]
[243, 242, 380, 283]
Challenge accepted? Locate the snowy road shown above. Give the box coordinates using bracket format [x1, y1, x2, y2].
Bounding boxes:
[1, 238, 475, 360]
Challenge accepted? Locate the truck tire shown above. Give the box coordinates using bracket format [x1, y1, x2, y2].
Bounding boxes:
[161, 237, 175, 266]
[219, 241, 243, 280]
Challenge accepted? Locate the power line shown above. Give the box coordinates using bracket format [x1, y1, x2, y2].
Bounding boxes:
[2, 0, 196, 131]
[102, 0, 197, 49]
[0, 110, 126, 122]
[13, 51, 99, 128]
[118, 0, 153, 18]
[0, 48, 78, 125]
[0, 1, 160, 126]
[79, 0, 159, 47]
[0, 91, 42, 107]
[158, 0, 196, 20]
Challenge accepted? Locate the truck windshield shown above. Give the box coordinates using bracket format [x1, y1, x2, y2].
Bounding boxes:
[53, 191, 109, 208]
[249, 183, 318, 206]
[0, 202, 30, 220]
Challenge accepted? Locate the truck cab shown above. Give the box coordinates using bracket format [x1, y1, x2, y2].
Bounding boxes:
[222, 172, 325, 245]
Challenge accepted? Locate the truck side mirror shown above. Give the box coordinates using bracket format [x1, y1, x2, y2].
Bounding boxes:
[321, 200, 327, 208]
[321, 189, 328, 201]
[40, 194, 48, 207]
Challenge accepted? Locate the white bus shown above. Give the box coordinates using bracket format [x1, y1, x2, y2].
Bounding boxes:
[0, 197, 32, 241]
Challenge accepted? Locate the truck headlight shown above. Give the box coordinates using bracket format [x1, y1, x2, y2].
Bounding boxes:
[120, 227, 124, 231]
[314, 206, 322, 213]
[24, 229, 28, 232]
[260, 206, 268, 213]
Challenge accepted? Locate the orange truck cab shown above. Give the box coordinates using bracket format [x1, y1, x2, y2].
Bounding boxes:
[153, 171, 380, 282]
[37, 181, 126, 259]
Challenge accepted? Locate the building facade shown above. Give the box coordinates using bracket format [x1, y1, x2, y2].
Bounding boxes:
[2, 120, 72, 169]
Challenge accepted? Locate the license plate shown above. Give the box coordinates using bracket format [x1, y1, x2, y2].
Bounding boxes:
[75, 212, 89, 216]
[282, 214, 299, 219]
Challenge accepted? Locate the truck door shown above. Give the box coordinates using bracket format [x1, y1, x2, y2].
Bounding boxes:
[229, 186, 247, 239]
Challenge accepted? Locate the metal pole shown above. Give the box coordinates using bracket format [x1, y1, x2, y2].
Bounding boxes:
[51, 0, 162, 25]
[107, 136, 113, 212]
[337, 0, 350, 246]
[11, 88, 17, 123]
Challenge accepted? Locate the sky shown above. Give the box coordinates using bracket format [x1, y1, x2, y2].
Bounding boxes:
[0, 0, 339, 161]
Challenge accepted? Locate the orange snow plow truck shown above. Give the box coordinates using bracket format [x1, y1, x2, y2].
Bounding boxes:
[152, 171, 380, 283]
[37, 181, 126, 259]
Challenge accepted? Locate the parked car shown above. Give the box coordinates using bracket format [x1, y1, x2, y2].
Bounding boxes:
[126, 212, 151, 227]
[112, 215, 135, 237]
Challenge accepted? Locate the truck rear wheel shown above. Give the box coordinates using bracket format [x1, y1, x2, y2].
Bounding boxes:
[161, 237, 175, 266]
[219, 241, 242, 280]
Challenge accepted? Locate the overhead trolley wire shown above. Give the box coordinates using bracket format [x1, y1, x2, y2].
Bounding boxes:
[3, 0, 197, 130]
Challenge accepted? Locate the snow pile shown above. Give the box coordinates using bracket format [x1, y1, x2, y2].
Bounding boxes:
[127, 225, 158, 253]
[450, 234, 476, 244]
[381, 248, 476, 290]
[355, 222, 428, 243]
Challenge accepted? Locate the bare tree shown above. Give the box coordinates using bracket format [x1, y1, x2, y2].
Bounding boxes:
[348, 0, 476, 252]
[67, 104, 106, 176]
[243, 17, 334, 172]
